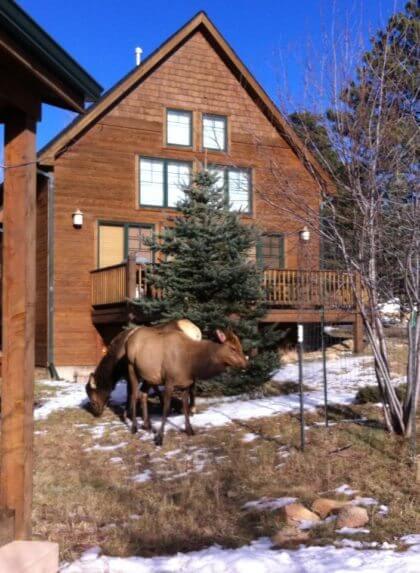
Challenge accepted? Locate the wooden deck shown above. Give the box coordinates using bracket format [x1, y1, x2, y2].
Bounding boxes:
[91, 260, 362, 333]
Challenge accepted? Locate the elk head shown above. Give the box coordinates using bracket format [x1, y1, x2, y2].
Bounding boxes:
[215, 329, 249, 370]
[85, 373, 107, 417]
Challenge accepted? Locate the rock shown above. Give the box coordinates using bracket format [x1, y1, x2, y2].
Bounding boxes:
[311, 498, 349, 519]
[271, 526, 310, 546]
[281, 503, 321, 525]
[337, 506, 369, 528]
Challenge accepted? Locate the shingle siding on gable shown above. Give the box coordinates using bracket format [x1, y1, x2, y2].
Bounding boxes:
[40, 30, 320, 367]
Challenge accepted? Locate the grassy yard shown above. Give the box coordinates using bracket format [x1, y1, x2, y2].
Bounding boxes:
[31, 388, 419, 562]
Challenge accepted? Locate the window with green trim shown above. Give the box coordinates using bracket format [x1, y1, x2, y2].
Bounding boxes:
[139, 157, 192, 208]
[258, 234, 285, 269]
[97, 222, 154, 268]
[166, 109, 192, 147]
[209, 165, 252, 213]
[202, 114, 227, 151]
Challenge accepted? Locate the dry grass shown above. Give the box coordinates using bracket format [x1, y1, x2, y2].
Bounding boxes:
[31, 390, 420, 562]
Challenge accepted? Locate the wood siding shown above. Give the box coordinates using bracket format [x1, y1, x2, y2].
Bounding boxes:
[35, 175, 48, 366]
[46, 30, 320, 366]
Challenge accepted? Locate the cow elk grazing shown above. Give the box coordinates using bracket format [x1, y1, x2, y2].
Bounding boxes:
[125, 328, 248, 445]
[85, 319, 201, 417]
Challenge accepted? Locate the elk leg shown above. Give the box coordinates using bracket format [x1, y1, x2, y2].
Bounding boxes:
[155, 385, 172, 446]
[128, 363, 139, 434]
[189, 381, 196, 415]
[183, 388, 195, 436]
[140, 382, 152, 431]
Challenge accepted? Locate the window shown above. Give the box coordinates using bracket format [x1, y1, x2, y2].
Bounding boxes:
[228, 169, 251, 212]
[98, 222, 154, 268]
[167, 161, 191, 207]
[209, 166, 251, 213]
[139, 157, 192, 207]
[202, 114, 227, 151]
[258, 234, 285, 269]
[166, 109, 192, 147]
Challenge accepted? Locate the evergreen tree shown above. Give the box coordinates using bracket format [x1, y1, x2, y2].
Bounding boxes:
[133, 169, 280, 395]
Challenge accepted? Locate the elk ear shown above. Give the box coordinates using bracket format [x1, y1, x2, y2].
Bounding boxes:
[215, 329, 227, 343]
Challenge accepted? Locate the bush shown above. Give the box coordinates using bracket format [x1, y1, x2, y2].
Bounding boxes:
[355, 383, 407, 404]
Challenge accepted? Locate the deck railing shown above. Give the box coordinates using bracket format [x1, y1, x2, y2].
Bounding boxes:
[263, 269, 355, 309]
[91, 259, 161, 306]
[91, 260, 357, 310]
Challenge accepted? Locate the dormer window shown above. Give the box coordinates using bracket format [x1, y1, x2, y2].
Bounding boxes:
[166, 109, 192, 147]
[202, 114, 227, 151]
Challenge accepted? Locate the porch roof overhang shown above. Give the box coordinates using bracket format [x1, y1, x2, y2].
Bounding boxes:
[0, 0, 102, 118]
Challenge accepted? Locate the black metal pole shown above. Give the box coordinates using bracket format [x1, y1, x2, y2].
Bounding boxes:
[321, 306, 328, 428]
[297, 323, 305, 451]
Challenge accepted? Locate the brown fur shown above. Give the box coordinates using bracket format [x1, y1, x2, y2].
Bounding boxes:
[85, 320, 201, 417]
[125, 328, 248, 445]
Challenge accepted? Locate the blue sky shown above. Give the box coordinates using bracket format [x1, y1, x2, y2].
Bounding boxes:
[14, 0, 406, 150]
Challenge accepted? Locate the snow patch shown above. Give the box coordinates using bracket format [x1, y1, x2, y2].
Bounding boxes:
[401, 534, 420, 546]
[85, 442, 128, 452]
[243, 497, 297, 511]
[131, 470, 152, 484]
[335, 484, 359, 496]
[336, 527, 370, 535]
[242, 432, 258, 443]
[61, 536, 420, 573]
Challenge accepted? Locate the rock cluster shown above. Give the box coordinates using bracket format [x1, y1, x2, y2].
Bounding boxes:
[271, 489, 375, 547]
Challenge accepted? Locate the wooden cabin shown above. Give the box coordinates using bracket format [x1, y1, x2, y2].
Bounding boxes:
[37, 12, 362, 377]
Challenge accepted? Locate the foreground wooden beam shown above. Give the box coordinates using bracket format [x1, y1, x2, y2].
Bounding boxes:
[0, 541, 58, 573]
[0, 509, 14, 546]
[0, 111, 37, 540]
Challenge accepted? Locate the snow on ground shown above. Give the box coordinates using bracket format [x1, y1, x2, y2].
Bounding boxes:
[35, 379, 88, 420]
[242, 432, 258, 443]
[401, 534, 420, 546]
[60, 536, 420, 573]
[273, 354, 403, 394]
[336, 527, 370, 535]
[36, 354, 398, 427]
[242, 496, 297, 512]
[335, 484, 359, 496]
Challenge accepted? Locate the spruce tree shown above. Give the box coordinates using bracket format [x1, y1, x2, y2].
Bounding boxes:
[133, 169, 280, 395]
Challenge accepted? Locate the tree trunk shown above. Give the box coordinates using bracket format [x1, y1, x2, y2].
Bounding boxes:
[403, 311, 420, 438]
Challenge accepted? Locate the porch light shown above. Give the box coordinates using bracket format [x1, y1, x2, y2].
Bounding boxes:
[300, 226, 310, 242]
[72, 209, 84, 228]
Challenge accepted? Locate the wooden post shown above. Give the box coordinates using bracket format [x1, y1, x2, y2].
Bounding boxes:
[0, 111, 37, 540]
[353, 273, 364, 354]
[126, 256, 137, 299]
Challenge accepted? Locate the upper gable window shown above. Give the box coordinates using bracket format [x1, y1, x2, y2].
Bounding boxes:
[202, 114, 227, 151]
[166, 109, 192, 147]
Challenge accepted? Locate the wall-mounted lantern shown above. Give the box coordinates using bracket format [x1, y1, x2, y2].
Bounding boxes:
[299, 226, 311, 242]
[72, 209, 84, 228]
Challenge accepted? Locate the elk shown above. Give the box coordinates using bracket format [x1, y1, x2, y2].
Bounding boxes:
[85, 319, 201, 417]
[125, 328, 248, 445]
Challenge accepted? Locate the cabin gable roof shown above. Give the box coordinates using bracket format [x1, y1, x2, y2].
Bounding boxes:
[38, 11, 331, 187]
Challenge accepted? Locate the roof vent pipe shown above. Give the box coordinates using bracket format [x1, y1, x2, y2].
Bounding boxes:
[135, 46, 143, 66]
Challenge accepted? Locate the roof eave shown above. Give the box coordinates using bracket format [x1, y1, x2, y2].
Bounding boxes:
[0, 0, 102, 102]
